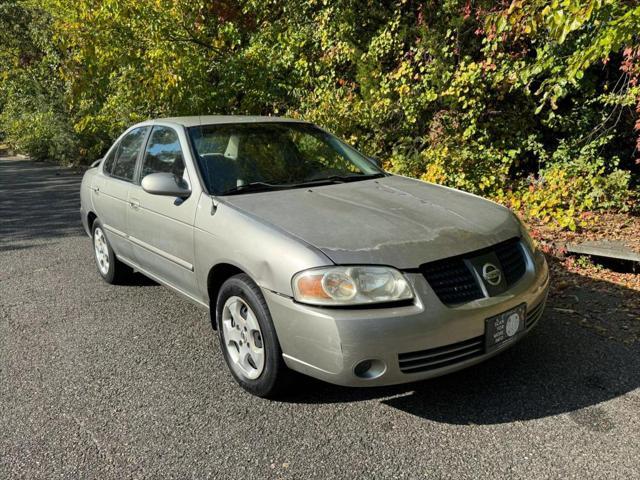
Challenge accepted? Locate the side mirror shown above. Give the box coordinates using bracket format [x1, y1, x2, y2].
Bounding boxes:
[141, 172, 191, 198]
[369, 157, 383, 169]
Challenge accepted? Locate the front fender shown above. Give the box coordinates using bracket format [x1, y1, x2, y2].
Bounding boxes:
[194, 194, 333, 303]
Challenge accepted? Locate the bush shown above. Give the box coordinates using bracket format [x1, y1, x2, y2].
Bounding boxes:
[500, 137, 633, 230]
[0, 76, 81, 164]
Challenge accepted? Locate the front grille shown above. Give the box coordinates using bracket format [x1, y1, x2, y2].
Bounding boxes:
[495, 238, 527, 285]
[398, 335, 485, 373]
[420, 237, 527, 306]
[526, 300, 545, 329]
[420, 258, 484, 305]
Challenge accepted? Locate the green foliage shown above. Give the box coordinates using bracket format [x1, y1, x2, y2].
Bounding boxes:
[575, 255, 596, 270]
[0, 1, 81, 163]
[0, 0, 637, 227]
[0, 93, 79, 163]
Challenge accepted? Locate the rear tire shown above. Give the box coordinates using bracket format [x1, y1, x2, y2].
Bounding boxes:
[216, 273, 289, 398]
[92, 220, 132, 284]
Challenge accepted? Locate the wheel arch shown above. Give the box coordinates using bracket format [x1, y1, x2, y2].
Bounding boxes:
[87, 211, 98, 233]
[207, 263, 247, 329]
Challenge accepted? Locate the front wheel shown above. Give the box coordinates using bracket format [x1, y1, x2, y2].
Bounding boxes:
[216, 274, 289, 397]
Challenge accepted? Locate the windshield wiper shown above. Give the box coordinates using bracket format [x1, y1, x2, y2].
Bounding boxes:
[220, 181, 288, 196]
[303, 172, 387, 184]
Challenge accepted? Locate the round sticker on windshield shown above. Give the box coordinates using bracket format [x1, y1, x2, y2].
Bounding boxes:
[505, 313, 520, 337]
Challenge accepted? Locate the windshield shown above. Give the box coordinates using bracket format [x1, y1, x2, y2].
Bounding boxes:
[187, 122, 383, 195]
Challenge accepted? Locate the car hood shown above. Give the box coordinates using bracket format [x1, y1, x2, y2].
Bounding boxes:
[222, 175, 521, 269]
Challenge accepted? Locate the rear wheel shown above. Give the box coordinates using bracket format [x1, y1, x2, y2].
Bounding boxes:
[216, 274, 289, 397]
[92, 220, 132, 284]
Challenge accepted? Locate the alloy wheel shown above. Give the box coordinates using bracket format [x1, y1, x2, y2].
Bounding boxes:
[94, 227, 110, 275]
[221, 296, 265, 380]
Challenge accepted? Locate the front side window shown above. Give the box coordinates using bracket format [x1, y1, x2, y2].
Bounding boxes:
[187, 122, 383, 195]
[141, 126, 186, 181]
[111, 127, 149, 181]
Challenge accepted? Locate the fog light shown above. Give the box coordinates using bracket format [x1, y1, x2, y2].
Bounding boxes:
[353, 359, 386, 379]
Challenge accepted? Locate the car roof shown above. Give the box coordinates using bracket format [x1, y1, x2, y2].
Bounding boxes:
[139, 115, 311, 128]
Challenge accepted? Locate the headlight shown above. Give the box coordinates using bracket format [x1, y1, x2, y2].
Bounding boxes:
[292, 266, 414, 306]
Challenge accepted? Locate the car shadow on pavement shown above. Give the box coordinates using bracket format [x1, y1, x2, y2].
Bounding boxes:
[119, 272, 160, 286]
[282, 270, 640, 425]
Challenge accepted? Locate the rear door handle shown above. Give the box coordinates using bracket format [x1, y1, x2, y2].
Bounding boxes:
[91, 186, 100, 194]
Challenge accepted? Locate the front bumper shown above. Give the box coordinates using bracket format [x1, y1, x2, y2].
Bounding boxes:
[264, 249, 550, 387]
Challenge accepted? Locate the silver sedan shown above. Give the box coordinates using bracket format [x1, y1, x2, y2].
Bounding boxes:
[80, 116, 549, 397]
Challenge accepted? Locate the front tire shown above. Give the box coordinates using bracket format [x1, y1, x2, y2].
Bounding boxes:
[92, 220, 132, 284]
[216, 274, 289, 397]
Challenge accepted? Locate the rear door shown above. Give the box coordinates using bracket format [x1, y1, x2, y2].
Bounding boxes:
[127, 125, 198, 294]
[91, 126, 150, 261]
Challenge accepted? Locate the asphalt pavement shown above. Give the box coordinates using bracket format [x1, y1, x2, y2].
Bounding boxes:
[1, 157, 639, 479]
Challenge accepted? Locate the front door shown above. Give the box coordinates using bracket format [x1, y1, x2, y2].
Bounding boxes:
[127, 125, 198, 294]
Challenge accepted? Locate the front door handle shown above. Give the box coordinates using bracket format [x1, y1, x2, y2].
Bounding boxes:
[129, 198, 140, 210]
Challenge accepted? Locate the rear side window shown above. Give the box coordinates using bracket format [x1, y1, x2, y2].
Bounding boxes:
[141, 126, 185, 180]
[111, 127, 149, 181]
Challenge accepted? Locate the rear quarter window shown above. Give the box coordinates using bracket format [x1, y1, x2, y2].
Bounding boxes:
[102, 146, 117, 174]
[111, 127, 150, 182]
